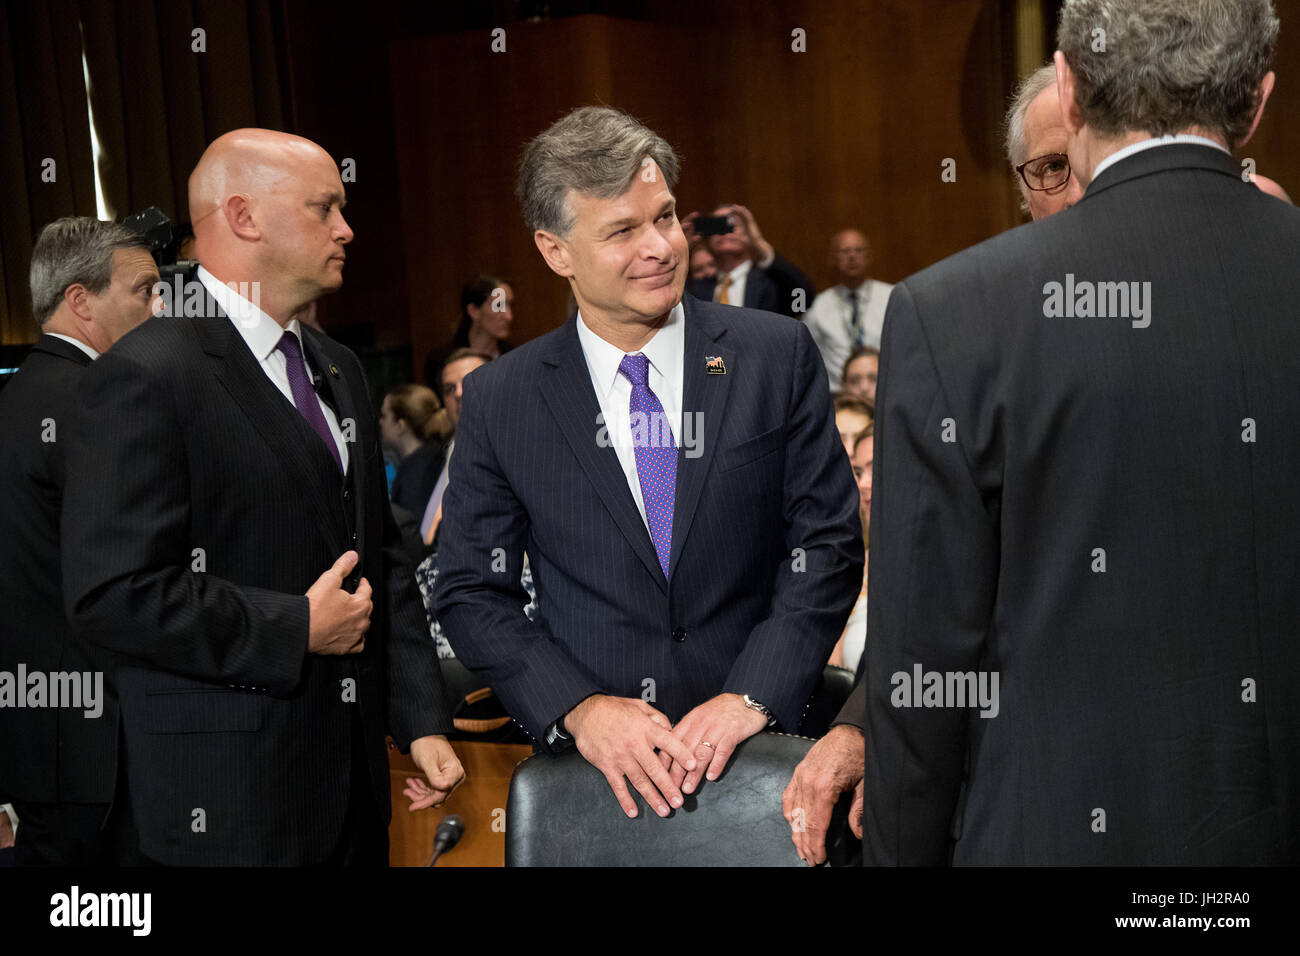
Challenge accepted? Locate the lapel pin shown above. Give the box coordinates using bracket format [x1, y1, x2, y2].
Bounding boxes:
[328, 363, 340, 377]
[705, 355, 727, 375]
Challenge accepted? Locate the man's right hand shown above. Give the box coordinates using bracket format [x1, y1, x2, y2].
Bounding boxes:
[782, 723, 865, 865]
[306, 550, 371, 655]
[565, 694, 699, 819]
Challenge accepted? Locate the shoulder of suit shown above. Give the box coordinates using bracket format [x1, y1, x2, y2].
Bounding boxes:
[694, 295, 803, 343]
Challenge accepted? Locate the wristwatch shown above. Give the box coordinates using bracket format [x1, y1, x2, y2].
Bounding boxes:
[742, 694, 776, 726]
[545, 714, 574, 752]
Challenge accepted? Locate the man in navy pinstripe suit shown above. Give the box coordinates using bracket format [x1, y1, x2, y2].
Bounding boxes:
[434, 107, 863, 823]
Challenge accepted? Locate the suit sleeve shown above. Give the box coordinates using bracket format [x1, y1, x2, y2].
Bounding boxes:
[351, 355, 455, 749]
[763, 251, 817, 319]
[721, 321, 865, 729]
[61, 349, 307, 695]
[831, 677, 867, 732]
[432, 372, 602, 741]
[861, 282, 999, 865]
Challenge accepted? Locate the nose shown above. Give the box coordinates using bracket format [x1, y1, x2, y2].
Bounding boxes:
[640, 222, 674, 261]
[335, 211, 354, 244]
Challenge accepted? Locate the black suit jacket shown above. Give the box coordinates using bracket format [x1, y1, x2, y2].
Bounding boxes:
[433, 294, 863, 741]
[862, 144, 1300, 865]
[0, 335, 117, 806]
[60, 275, 453, 864]
[390, 436, 447, 518]
[687, 252, 815, 319]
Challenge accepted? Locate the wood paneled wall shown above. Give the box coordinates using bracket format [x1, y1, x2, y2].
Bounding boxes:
[388, 0, 1028, 371]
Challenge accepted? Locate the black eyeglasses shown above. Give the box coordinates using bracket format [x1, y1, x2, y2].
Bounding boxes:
[1015, 152, 1071, 192]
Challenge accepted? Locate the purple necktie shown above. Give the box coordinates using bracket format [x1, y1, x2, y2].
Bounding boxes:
[618, 352, 676, 576]
[275, 331, 343, 472]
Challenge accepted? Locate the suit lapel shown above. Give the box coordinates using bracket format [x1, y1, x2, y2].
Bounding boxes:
[539, 319, 666, 590]
[192, 293, 347, 555]
[668, 296, 732, 583]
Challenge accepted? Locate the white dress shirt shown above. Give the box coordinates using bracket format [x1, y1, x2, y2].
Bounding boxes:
[714, 258, 753, 307]
[805, 279, 893, 390]
[197, 265, 349, 472]
[1091, 133, 1230, 182]
[575, 302, 685, 531]
[44, 332, 99, 361]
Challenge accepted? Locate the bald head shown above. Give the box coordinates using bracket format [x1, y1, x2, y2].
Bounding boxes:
[1253, 173, 1293, 204]
[186, 128, 352, 324]
[189, 129, 331, 231]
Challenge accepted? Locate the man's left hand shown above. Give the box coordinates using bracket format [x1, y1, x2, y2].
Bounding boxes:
[403, 734, 466, 811]
[666, 693, 768, 795]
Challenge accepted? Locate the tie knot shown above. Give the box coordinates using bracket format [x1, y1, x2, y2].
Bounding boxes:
[276, 330, 304, 361]
[618, 352, 650, 389]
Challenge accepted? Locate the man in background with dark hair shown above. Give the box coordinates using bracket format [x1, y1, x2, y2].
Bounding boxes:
[0, 217, 159, 864]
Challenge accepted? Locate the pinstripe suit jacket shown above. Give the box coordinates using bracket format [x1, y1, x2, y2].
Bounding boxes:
[433, 293, 863, 742]
[60, 273, 453, 865]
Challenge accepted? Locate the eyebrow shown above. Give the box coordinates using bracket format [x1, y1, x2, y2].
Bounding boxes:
[313, 192, 347, 208]
[600, 199, 675, 233]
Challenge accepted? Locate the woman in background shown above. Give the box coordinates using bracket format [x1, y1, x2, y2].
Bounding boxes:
[380, 383, 447, 520]
[423, 274, 515, 388]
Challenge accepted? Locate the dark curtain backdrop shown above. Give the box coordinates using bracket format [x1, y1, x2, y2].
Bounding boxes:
[0, 0, 96, 344]
[78, 0, 292, 225]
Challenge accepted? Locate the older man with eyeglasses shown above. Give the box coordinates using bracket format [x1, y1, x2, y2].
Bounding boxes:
[1006, 64, 1085, 220]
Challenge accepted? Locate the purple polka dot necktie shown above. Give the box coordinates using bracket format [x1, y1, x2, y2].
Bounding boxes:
[275, 331, 343, 473]
[618, 352, 676, 576]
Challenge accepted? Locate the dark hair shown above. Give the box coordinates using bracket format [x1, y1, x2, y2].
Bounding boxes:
[453, 274, 510, 343]
[852, 422, 875, 453]
[840, 345, 879, 386]
[442, 347, 494, 374]
[833, 394, 874, 419]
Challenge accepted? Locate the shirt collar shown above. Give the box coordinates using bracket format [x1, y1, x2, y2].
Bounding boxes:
[1091, 134, 1230, 183]
[44, 332, 99, 360]
[726, 259, 753, 284]
[197, 264, 301, 362]
[575, 301, 685, 399]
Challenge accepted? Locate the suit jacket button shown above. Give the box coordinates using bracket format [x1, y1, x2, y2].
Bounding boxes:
[671, 627, 686, 642]
[343, 488, 352, 502]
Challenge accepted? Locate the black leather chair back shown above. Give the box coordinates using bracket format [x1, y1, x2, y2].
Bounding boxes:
[506, 731, 848, 866]
[800, 665, 858, 738]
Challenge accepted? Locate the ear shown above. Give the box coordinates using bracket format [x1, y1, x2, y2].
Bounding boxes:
[221, 194, 260, 241]
[1237, 70, 1275, 149]
[1054, 51, 1085, 135]
[63, 282, 93, 321]
[534, 230, 574, 278]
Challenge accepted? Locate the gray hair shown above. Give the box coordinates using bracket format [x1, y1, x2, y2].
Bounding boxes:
[29, 217, 150, 325]
[1057, 0, 1279, 146]
[516, 106, 681, 236]
[1005, 64, 1060, 170]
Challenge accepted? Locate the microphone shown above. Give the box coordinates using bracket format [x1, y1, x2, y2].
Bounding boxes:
[427, 814, 465, 866]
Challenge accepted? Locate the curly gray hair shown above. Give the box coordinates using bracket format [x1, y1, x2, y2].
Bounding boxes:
[1056, 0, 1279, 146]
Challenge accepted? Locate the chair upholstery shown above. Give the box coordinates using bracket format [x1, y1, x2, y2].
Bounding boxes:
[506, 731, 855, 866]
[800, 664, 858, 738]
